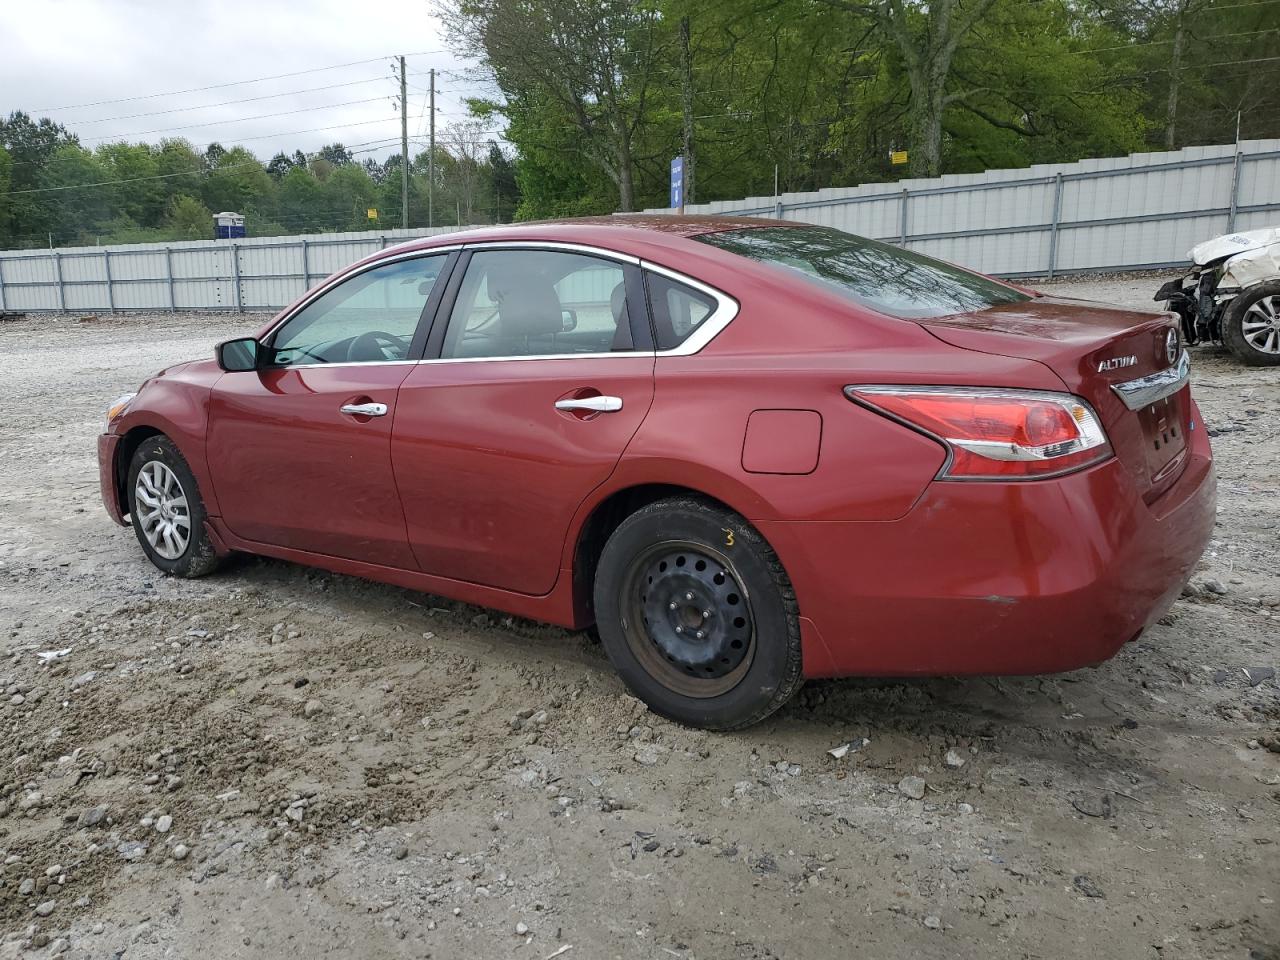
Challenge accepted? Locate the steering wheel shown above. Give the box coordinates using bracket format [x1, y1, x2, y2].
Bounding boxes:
[347, 330, 406, 363]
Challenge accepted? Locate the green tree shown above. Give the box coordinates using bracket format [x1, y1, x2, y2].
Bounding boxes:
[444, 0, 666, 211]
[163, 195, 213, 240]
[322, 163, 378, 230]
[200, 146, 274, 219]
[277, 165, 326, 232]
[96, 142, 164, 227]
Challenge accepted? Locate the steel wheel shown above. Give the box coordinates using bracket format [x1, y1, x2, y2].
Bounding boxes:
[134, 460, 191, 560]
[1240, 294, 1280, 355]
[621, 540, 756, 698]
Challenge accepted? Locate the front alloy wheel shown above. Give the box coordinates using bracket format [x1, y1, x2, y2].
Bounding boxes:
[134, 460, 191, 559]
[1223, 281, 1280, 366]
[126, 435, 220, 577]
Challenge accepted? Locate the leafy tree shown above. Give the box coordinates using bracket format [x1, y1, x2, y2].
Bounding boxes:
[323, 163, 378, 230]
[267, 151, 296, 180]
[200, 146, 273, 216]
[489, 143, 519, 222]
[316, 143, 354, 166]
[96, 142, 164, 226]
[277, 166, 325, 232]
[164, 194, 213, 240]
[443, 0, 665, 211]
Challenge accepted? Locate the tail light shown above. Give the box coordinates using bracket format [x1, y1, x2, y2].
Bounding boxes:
[846, 385, 1112, 480]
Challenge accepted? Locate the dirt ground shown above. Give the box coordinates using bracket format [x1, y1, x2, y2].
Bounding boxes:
[0, 274, 1276, 960]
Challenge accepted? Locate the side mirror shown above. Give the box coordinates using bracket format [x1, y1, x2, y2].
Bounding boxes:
[561, 309, 578, 332]
[216, 337, 261, 372]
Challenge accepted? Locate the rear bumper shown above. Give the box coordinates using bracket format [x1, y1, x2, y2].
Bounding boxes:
[764, 404, 1216, 678]
[98, 433, 128, 526]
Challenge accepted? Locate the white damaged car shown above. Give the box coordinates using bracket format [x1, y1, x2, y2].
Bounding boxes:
[1155, 226, 1280, 365]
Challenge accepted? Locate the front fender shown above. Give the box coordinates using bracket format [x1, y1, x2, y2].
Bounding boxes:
[110, 372, 218, 516]
[1221, 242, 1280, 290]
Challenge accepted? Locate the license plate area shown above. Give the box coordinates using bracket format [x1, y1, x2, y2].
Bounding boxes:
[1139, 390, 1188, 488]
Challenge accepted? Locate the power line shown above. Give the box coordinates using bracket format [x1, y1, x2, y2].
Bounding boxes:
[28, 52, 451, 113]
[1071, 26, 1280, 55]
[62, 77, 396, 125]
[4, 161, 267, 197]
[77, 96, 398, 143]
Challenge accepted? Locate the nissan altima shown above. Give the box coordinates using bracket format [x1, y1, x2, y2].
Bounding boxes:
[99, 217, 1216, 729]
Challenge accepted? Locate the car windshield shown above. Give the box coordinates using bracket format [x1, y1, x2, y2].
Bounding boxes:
[695, 225, 1030, 318]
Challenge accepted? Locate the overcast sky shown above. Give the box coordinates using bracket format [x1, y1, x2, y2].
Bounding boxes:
[1, 0, 494, 162]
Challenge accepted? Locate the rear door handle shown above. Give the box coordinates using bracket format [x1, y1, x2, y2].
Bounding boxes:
[340, 402, 388, 417]
[554, 396, 623, 413]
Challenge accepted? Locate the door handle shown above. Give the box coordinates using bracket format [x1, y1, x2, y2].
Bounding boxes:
[554, 395, 623, 413]
[340, 402, 388, 417]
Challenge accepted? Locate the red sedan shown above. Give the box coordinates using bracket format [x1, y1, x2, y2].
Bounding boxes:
[99, 217, 1216, 729]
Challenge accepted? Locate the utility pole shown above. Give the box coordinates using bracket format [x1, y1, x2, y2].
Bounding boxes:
[428, 67, 436, 228]
[399, 55, 409, 229]
[679, 15, 695, 205]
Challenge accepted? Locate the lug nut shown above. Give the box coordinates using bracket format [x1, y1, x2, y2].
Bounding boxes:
[685, 592, 694, 601]
[695, 631, 705, 640]
[702, 609, 712, 618]
[675, 626, 684, 634]
[669, 601, 678, 610]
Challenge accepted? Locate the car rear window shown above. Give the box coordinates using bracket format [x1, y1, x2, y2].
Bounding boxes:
[695, 225, 1029, 318]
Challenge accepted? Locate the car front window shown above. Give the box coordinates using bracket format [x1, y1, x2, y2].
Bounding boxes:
[695, 225, 1029, 319]
[269, 255, 446, 365]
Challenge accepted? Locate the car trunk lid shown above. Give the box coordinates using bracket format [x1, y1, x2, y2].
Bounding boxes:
[920, 298, 1191, 501]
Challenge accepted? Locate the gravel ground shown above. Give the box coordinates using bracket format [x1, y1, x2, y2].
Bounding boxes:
[0, 273, 1277, 960]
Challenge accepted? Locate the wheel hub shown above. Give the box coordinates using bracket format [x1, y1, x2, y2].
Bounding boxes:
[638, 549, 752, 679]
[134, 460, 191, 560]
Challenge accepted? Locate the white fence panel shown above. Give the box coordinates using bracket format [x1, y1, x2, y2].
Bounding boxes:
[2, 142, 1279, 313]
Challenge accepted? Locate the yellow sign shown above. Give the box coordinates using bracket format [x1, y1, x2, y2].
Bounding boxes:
[890, 151, 908, 166]
[367, 208, 378, 220]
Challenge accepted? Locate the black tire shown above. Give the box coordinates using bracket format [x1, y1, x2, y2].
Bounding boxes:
[1222, 281, 1280, 366]
[593, 496, 803, 730]
[126, 435, 220, 578]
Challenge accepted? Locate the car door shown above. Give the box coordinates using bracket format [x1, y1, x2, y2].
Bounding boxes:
[207, 251, 454, 567]
[392, 245, 656, 595]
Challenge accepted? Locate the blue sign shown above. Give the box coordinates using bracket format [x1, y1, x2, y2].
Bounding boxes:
[670, 155, 684, 210]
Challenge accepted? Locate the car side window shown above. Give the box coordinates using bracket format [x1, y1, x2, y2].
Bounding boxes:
[269, 255, 445, 365]
[645, 272, 718, 351]
[440, 249, 635, 359]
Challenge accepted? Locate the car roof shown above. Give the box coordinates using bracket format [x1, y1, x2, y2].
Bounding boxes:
[376, 215, 799, 261]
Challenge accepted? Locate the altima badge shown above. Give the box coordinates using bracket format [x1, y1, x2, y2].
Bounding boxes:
[1097, 356, 1138, 372]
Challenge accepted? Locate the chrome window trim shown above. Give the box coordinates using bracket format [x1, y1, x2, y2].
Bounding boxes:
[260, 245, 462, 344]
[255, 359, 421, 371]
[460, 239, 641, 265]
[262, 240, 741, 368]
[642, 260, 740, 357]
[418, 351, 655, 365]
[1110, 351, 1191, 411]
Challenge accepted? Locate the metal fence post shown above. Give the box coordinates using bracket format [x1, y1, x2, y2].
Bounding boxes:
[300, 238, 311, 292]
[164, 247, 176, 312]
[103, 250, 116, 313]
[1046, 173, 1065, 279]
[899, 188, 909, 246]
[0, 258, 6, 313]
[230, 242, 243, 313]
[53, 251, 66, 313]
[1227, 150, 1243, 233]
